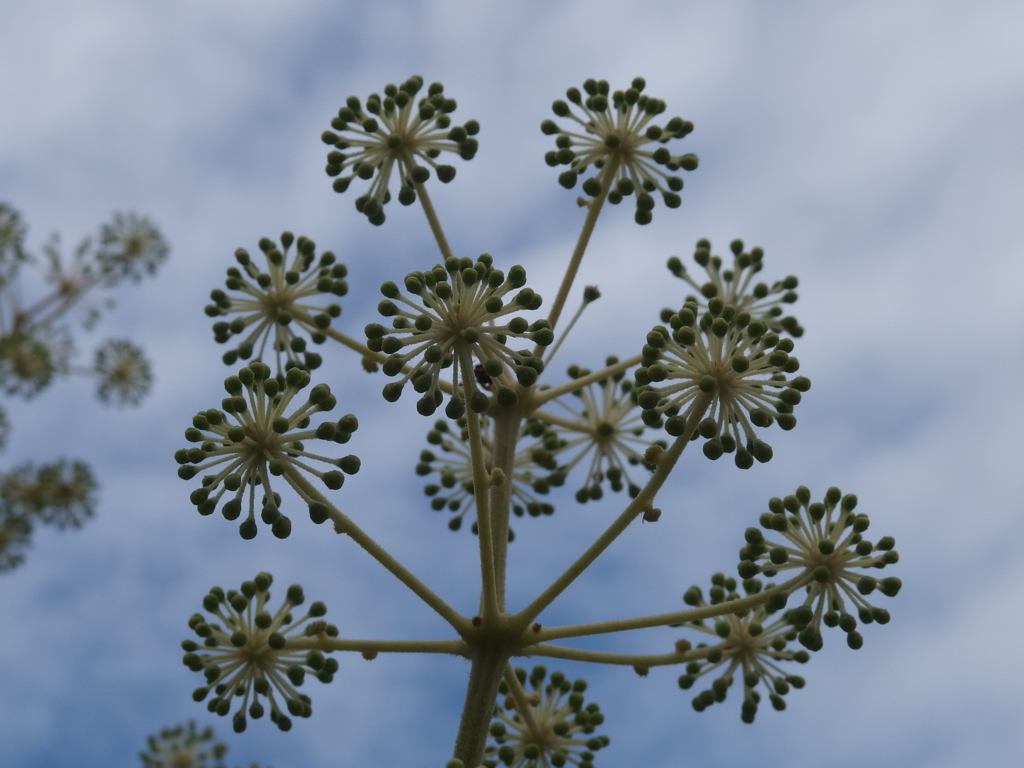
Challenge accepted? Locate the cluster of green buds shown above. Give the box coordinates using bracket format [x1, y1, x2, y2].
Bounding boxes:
[484, 667, 608, 768]
[1, 458, 96, 529]
[634, 296, 810, 469]
[418, 416, 554, 536]
[536, 360, 653, 503]
[0, 505, 31, 572]
[182, 573, 339, 733]
[95, 211, 169, 284]
[737, 487, 901, 650]
[139, 721, 228, 768]
[93, 338, 151, 406]
[174, 362, 359, 539]
[206, 233, 347, 374]
[365, 255, 552, 417]
[321, 76, 479, 224]
[0, 329, 71, 397]
[679, 574, 809, 723]
[664, 239, 802, 337]
[541, 78, 697, 224]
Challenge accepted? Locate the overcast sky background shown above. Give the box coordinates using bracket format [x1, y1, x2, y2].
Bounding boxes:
[1, 2, 1023, 767]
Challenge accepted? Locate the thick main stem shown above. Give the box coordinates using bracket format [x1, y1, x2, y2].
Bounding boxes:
[452, 644, 510, 767]
[488, 407, 523, 612]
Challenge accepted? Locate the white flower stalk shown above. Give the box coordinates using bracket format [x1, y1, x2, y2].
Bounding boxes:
[97, 211, 169, 285]
[678, 574, 809, 723]
[1, 459, 96, 529]
[182, 573, 339, 734]
[322, 75, 479, 225]
[486, 667, 609, 768]
[0, 507, 31, 572]
[94, 338, 152, 406]
[542, 77, 698, 224]
[634, 297, 811, 469]
[737, 487, 901, 651]
[418, 416, 553, 536]
[365, 255, 552, 417]
[139, 721, 228, 768]
[206, 233, 346, 374]
[174, 362, 360, 540]
[0, 329, 71, 397]
[538, 359, 652, 503]
[664, 238, 802, 337]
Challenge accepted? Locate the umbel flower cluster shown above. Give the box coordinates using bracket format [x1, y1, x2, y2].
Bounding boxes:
[678, 574, 808, 723]
[364, 255, 551, 417]
[0, 203, 165, 575]
[205, 233, 347, 375]
[321, 76, 479, 224]
[182, 573, 338, 734]
[170, 74, 903, 768]
[541, 77, 698, 223]
[417, 415, 555, 535]
[175, 362, 359, 539]
[484, 666, 608, 768]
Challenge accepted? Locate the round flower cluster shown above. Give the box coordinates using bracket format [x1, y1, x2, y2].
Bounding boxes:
[418, 416, 554, 536]
[321, 76, 479, 225]
[182, 573, 339, 733]
[535, 360, 653, 503]
[0, 458, 96, 529]
[0, 329, 70, 398]
[485, 666, 608, 768]
[175, 362, 359, 539]
[139, 721, 228, 768]
[205, 233, 347, 375]
[737, 487, 901, 651]
[0, 506, 31, 572]
[541, 77, 697, 224]
[664, 238, 802, 337]
[93, 338, 151, 406]
[634, 297, 811, 469]
[678, 574, 809, 723]
[96, 211, 169, 285]
[365, 255, 552, 417]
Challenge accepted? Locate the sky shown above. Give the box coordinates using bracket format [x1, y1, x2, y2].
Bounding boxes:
[1, 1, 1023, 766]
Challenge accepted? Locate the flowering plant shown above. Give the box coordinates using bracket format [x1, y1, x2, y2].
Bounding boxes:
[172, 76, 901, 767]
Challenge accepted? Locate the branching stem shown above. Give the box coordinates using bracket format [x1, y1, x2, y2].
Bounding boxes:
[284, 468, 469, 632]
[513, 392, 713, 629]
[415, 182, 454, 263]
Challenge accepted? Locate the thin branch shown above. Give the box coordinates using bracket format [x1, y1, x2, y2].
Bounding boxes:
[529, 354, 641, 409]
[415, 182, 454, 263]
[503, 664, 541, 735]
[513, 392, 713, 628]
[460, 348, 499, 622]
[284, 468, 469, 633]
[287, 636, 468, 656]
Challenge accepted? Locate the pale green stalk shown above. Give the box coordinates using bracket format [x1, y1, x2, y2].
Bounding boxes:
[514, 392, 713, 629]
[284, 468, 469, 632]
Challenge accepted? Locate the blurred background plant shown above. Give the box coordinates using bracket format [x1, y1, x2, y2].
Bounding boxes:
[0, 202, 166, 573]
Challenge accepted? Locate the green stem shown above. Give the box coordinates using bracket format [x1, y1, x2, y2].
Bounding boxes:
[503, 664, 541, 735]
[416, 182, 454, 262]
[527, 643, 699, 668]
[513, 392, 712, 629]
[525, 579, 802, 643]
[540, 159, 618, 346]
[460, 348, 499, 622]
[488, 408, 523, 612]
[453, 643, 510, 767]
[528, 354, 641, 409]
[284, 468, 469, 632]
[288, 637, 467, 655]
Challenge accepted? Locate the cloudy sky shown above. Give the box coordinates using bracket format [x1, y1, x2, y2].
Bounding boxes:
[2, 1, 1023, 767]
